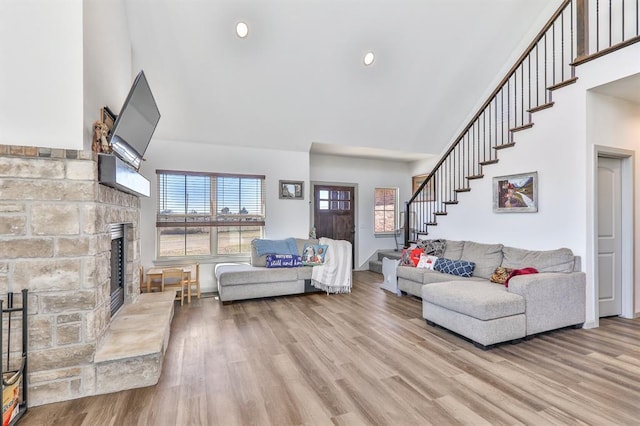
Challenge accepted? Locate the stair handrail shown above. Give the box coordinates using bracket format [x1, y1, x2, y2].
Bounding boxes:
[404, 0, 574, 246]
[405, 0, 640, 245]
[408, 0, 573, 207]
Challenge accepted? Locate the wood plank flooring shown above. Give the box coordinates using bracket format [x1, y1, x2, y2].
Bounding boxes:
[22, 271, 640, 425]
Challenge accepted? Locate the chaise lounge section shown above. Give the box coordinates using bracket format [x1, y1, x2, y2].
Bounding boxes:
[215, 238, 320, 303]
[397, 239, 586, 348]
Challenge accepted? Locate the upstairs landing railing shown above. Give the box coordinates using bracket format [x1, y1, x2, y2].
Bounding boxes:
[404, 0, 640, 245]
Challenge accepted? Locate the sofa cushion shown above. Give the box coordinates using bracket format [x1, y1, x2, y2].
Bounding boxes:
[250, 240, 267, 267]
[423, 271, 484, 284]
[502, 246, 575, 272]
[434, 258, 475, 278]
[443, 240, 464, 260]
[397, 265, 483, 284]
[461, 241, 504, 279]
[296, 266, 313, 280]
[397, 265, 431, 283]
[216, 264, 298, 286]
[421, 281, 525, 320]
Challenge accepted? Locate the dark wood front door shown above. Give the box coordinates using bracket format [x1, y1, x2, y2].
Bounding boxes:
[313, 185, 355, 264]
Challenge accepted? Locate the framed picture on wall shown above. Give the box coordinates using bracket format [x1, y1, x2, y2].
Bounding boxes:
[100, 107, 116, 132]
[279, 180, 304, 200]
[412, 174, 435, 201]
[493, 171, 538, 213]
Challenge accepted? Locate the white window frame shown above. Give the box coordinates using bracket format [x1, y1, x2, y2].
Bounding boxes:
[156, 169, 265, 260]
[374, 187, 399, 236]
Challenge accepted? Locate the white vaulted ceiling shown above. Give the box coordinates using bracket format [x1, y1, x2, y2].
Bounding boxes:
[123, 0, 561, 161]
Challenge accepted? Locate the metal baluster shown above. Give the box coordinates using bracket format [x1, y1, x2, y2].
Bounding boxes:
[609, 0, 612, 47]
[597, 0, 600, 51]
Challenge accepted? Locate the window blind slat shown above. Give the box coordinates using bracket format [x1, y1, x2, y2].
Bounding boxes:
[156, 172, 265, 227]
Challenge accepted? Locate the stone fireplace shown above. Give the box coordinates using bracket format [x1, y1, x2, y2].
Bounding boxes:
[0, 144, 143, 406]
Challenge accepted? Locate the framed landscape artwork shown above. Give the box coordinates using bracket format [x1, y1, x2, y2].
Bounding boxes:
[493, 172, 538, 213]
[279, 180, 304, 200]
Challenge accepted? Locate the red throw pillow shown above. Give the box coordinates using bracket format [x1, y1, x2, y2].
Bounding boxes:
[505, 267, 538, 287]
[410, 248, 423, 267]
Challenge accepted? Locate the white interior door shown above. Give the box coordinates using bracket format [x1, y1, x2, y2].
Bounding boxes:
[597, 156, 623, 317]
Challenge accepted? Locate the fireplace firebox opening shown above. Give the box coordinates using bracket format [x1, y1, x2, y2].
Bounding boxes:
[109, 223, 126, 316]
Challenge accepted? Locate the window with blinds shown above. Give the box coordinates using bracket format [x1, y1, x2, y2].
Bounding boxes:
[156, 170, 265, 257]
[374, 187, 399, 235]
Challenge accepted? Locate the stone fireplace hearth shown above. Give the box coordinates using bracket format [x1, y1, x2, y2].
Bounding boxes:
[0, 144, 144, 406]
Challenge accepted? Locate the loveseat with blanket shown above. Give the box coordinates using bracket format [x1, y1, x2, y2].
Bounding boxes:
[215, 237, 352, 303]
[396, 239, 586, 348]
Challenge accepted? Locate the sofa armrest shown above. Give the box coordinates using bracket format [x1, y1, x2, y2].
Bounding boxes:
[508, 272, 586, 335]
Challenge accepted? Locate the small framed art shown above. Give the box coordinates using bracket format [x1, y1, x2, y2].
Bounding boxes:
[100, 107, 116, 132]
[279, 180, 304, 200]
[412, 174, 435, 201]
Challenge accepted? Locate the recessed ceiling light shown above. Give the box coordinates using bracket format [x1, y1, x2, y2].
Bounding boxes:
[236, 22, 249, 38]
[363, 51, 375, 66]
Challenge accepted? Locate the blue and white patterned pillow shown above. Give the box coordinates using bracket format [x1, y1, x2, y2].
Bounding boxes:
[434, 257, 475, 278]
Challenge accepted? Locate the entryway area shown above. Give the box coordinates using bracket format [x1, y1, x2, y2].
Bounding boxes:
[312, 184, 355, 266]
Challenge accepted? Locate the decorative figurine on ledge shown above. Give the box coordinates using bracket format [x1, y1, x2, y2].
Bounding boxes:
[92, 120, 111, 153]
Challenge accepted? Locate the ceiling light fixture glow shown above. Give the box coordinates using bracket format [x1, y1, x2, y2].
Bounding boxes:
[236, 22, 249, 38]
[363, 51, 375, 66]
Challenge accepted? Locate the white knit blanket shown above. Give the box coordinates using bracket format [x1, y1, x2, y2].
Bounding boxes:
[311, 237, 352, 294]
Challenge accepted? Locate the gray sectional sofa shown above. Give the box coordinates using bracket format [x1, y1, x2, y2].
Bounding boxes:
[215, 238, 320, 303]
[397, 240, 586, 348]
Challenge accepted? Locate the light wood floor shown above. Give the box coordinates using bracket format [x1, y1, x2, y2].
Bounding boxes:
[22, 271, 640, 425]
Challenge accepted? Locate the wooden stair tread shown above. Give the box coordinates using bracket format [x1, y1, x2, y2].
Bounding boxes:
[494, 142, 516, 150]
[509, 123, 534, 133]
[466, 174, 484, 180]
[443, 201, 458, 205]
[528, 102, 555, 113]
[434, 212, 447, 216]
[455, 188, 471, 193]
[548, 76, 578, 91]
[479, 159, 499, 166]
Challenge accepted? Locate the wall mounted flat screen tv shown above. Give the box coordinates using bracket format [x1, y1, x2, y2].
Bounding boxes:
[109, 70, 161, 171]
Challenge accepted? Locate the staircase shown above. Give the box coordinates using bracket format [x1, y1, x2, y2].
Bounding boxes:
[404, 0, 640, 245]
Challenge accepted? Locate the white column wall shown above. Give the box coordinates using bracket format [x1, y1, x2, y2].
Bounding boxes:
[310, 154, 412, 269]
[83, 0, 133, 150]
[139, 139, 310, 293]
[0, 0, 83, 149]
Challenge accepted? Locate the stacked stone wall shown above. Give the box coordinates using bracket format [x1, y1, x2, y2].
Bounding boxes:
[0, 145, 141, 405]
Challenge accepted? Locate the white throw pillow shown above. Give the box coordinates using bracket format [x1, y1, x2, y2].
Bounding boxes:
[417, 254, 438, 270]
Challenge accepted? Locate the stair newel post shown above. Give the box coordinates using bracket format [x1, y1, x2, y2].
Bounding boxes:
[404, 201, 410, 247]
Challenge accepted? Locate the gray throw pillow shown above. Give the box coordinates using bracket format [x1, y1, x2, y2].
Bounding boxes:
[417, 239, 446, 257]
